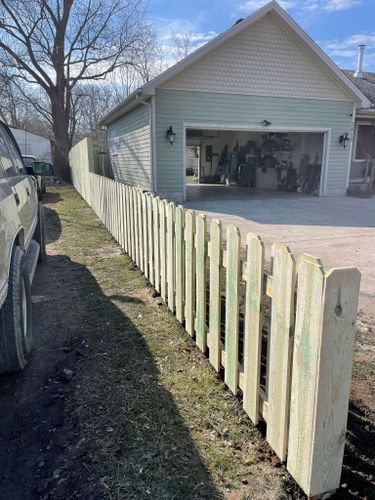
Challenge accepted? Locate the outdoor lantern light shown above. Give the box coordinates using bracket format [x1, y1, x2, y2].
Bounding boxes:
[262, 119, 272, 127]
[166, 125, 176, 145]
[339, 132, 350, 149]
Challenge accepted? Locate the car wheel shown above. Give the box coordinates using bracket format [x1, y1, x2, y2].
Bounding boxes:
[0, 246, 33, 373]
[35, 203, 46, 261]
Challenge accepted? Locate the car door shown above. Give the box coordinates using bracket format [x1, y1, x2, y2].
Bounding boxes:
[0, 124, 37, 247]
[0, 162, 18, 308]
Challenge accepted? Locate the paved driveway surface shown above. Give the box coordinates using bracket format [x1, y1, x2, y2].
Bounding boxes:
[183, 184, 375, 314]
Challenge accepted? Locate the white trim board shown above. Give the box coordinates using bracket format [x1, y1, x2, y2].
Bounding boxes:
[183, 122, 330, 197]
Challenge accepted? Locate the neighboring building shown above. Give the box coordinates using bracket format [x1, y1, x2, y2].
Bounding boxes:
[10, 127, 52, 162]
[343, 47, 375, 187]
[100, 1, 370, 201]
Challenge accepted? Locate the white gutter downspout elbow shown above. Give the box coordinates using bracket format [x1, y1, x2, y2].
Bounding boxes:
[137, 94, 157, 194]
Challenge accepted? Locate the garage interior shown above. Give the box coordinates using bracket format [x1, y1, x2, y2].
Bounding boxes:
[185, 128, 325, 195]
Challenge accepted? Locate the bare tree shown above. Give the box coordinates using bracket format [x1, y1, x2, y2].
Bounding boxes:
[170, 30, 194, 62]
[0, 0, 151, 179]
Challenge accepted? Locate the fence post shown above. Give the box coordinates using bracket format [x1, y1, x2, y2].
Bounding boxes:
[208, 219, 222, 372]
[195, 214, 207, 352]
[185, 210, 195, 336]
[243, 233, 264, 424]
[224, 225, 240, 394]
[267, 243, 296, 461]
[175, 206, 184, 323]
[287, 258, 360, 497]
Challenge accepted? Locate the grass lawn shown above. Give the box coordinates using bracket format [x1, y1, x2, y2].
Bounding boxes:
[43, 186, 285, 499]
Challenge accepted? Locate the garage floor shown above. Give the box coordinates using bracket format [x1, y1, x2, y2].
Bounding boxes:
[183, 184, 375, 314]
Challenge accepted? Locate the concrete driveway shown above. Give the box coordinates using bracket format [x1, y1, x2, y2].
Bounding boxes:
[183, 184, 375, 314]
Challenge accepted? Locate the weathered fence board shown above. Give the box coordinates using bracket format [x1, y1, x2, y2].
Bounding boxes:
[147, 195, 154, 285]
[196, 214, 207, 352]
[153, 197, 160, 293]
[175, 206, 184, 323]
[224, 225, 240, 395]
[266, 244, 296, 461]
[70, 169, 361, 500]
[159, 199, 167, 301]
[167, 203, 175, 312]
[185, 210, 195, 336]
[242, 233, 264, 424]
[287, 260, 360, 497]
[208, 219, 222, 372]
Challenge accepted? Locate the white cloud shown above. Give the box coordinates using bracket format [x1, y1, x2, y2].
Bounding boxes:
[239, 0, 363, 13]
[239, 0, 296, 12]
[324, 33, 375, 70]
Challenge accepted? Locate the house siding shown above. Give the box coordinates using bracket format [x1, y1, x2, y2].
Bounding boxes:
[155, 89, 354, 200]
[160, 13, 350, 102]
[107, 105, 151, 190]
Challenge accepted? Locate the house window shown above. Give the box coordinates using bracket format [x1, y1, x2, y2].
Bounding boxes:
[355, 124, 375, 160]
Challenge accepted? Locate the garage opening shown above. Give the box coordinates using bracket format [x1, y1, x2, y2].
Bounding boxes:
[185, 127, 325, 197]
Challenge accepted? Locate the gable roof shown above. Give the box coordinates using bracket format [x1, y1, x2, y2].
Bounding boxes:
[343, 70, 375, 107]
[100, 1, 370, 126]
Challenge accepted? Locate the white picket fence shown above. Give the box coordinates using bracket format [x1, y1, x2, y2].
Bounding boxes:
[71, 168, 360, 499]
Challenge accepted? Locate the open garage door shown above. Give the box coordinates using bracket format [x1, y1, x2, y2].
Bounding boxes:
[185, 127, 326, 198]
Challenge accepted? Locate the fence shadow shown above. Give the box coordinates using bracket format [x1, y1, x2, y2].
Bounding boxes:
[0, 251, 221, 499]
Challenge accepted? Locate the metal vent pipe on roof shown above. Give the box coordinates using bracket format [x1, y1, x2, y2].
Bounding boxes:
[354, 44, 365, 78]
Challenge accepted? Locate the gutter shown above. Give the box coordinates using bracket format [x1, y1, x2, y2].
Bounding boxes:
[99, 88, 145, 126]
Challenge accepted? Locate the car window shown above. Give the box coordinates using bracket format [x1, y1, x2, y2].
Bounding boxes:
[33, 162, 54, 175]
[0, 127, 18, 177]
[3, 129, 25, 174]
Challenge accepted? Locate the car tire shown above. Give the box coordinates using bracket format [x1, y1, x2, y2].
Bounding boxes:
[0, 246, 33, 373]
[35, 203, 46, 262]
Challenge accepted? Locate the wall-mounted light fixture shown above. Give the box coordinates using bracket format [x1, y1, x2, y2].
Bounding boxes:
[339, 132, 350, 149]
[166, 125, 176, 145]
[261, 120, 272, 127]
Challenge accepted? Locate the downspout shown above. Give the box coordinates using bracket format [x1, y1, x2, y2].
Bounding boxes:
[346, 102, 357, 190]
[138, 95, 157, 193]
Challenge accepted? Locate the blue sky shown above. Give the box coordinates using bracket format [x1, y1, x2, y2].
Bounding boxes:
[148, 0, 375, 71]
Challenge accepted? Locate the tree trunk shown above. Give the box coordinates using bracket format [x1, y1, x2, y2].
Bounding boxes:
[51, 92, 71, 182]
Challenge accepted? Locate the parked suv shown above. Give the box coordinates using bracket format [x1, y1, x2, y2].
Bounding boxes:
[0, 122, 45, 372]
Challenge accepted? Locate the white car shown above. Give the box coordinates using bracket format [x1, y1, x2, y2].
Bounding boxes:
[0, 122, 45, 372]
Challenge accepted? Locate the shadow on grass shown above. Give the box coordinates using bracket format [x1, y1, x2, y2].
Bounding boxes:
[58, 256, 221, 498]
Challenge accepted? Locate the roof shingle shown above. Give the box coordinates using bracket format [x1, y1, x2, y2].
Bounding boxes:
[343, 70, 375, 107]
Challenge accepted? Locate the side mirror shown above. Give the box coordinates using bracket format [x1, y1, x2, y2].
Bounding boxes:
[25, 166, 35, 176]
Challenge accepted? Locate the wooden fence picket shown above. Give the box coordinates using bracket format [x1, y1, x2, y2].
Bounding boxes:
[138, 191, 144, 272]
[224, 225, 240, 394]
[185, 210, 195, 336]
[147, 195, 154, 285]
[142, 193, 148, 278]
[159, 199, 167, 301]
[287, 259, 360, 497]
[167, 202, 175, 312]
[195, 214, 207, 352]
[266, 243, 296, 461]
[130, 188, 135, 261]
[242, 233, 264, 424]
[175, 206, 184, 323]
[153, 197, 160, 292]
[208, 219, 222, 371]
[122, 184, 129, 253]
